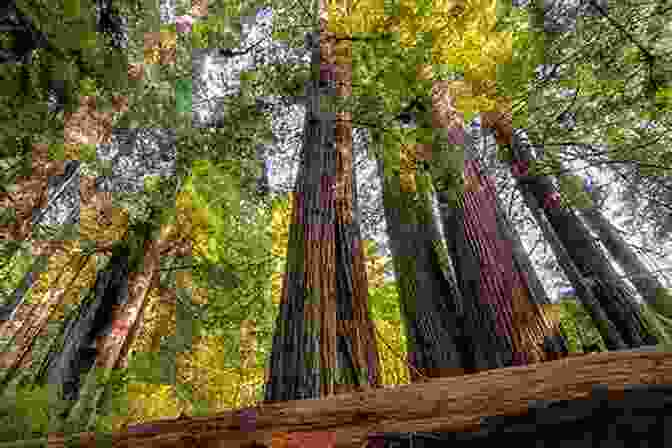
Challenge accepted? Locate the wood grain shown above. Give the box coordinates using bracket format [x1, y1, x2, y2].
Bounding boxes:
[36, 349, 672, 448]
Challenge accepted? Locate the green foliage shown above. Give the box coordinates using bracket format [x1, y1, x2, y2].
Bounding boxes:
[78, 76, 101, 98]
[0, 382, 70, 442]
[91, 368, 131, 434]
[369, 282, 401, 323]
[557, 174, 594, 210]
[557, 298, 608, 353]
[63, 0, 81, 18]
[428, 128, 464, 194]
[654, 288, 672, 321]
[175, 78, 192, 114]
[2, 0, 669, 433]
[655, 86, 672, 112]
[0, 244, 33, 306]
[637, 300, 672, 345]
[495, 8, 542, 126]
[191, 16, 241, 49]
[127, 351, 177, 385]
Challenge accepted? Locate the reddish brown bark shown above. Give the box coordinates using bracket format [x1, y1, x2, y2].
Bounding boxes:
[264, 4, 380, 402]
[428, 80, 561, 369]
[40, 349, 672, 448]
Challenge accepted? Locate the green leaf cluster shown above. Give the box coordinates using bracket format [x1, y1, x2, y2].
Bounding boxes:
[557, 173, 594, 210]
[557, 298, 608, 353]
[191, 16, 241, 49]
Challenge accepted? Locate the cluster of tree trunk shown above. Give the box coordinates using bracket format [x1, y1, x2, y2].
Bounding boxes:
[580, 183, 672, 320]
[1, 1, 670, 442]
[480, 109, 659, 350]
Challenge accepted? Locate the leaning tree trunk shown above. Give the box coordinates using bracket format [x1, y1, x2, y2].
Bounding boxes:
[0, 239, 99, 401]
[65, 198, 191, 430]
[581, 184, 672, 320]
[263, 10, 380, 402]
[38, 243, 131, 417]
[0, 142, 69, 241]
[480, 108, 657, 350]
[0, 89, 131, 394]
[0, 159, 80, 322]
[470, 147, 568, 364]
[0, 169, 128, 409]
[0, 168, 116, 390]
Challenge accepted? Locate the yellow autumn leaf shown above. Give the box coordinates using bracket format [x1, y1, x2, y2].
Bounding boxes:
[327, 0, 511, 117]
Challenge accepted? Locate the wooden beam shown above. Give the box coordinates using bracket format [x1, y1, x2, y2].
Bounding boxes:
[26, 349, 672, 448]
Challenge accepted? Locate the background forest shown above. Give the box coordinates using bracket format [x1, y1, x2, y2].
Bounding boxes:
[0, 0, 670, 441]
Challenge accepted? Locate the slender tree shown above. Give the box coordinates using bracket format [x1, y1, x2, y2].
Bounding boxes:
[481, 108, 658, 350]
[580, 179, 672, 320]
[0, 155, 81, 322]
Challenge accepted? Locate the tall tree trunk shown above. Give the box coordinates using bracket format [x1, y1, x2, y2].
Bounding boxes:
[489, 162, 569, 359]
[581, 184, 672, 320]
[263, 8, 380, 402]
[429, 82, 566, 370]
[40, 243, 131, 415]
[480, 109, 657, 349]
[433, 163, 513, 370]
[65, 199, 190, 429]
[0, 168, 127, 408]
[374, 137, 466, 381]
[0, 90, 130, 400]
[0, 241, 99, 422]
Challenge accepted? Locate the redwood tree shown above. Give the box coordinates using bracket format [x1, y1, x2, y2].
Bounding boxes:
[434, 131, 565, 370]
[581, 180, 672, 321]
[481, 109, 657, 350]
[263, 10, 380, 401]
[428, 81, 566, 370]
[372, 130, 467, 381]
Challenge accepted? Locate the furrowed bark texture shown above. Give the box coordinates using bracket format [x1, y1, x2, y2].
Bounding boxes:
[581, 185, 672, 319]
[67, 203, 190, 428]
[39, 244, 130, 411]
[374, 141, 466, 380]
[465, 153, 561, 365]
[437, 180, 513, 372]
[488, 159, 569, 358]
[430, 82, 565, 370]
[263, 6, 380, 402]
[0, 242, 93, 390]
[480, 109, 657, 350]
[330, 13, 381, 395]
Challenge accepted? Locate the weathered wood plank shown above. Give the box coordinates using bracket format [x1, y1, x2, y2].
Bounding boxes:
[25, 349, 672, 448]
